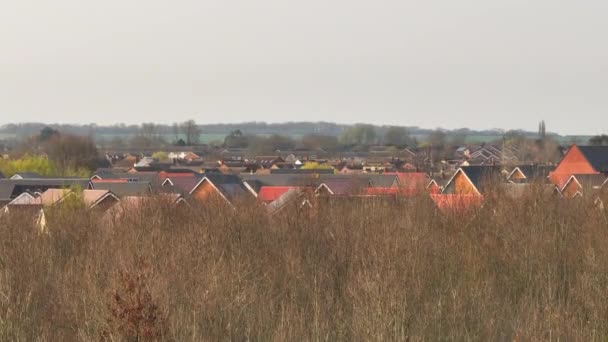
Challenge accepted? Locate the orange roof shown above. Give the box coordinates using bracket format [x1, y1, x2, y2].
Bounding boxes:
[385, 172, 428, 189]
[258, 186, 307, 202]
[549, 172, 576, 189]
[158, 171, 196, 180]
[362, 187, 419, 196]
[39, 189, 71, 205]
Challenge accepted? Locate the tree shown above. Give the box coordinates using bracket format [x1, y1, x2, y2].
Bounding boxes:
[383, 126, 411, 147]
[340, 124, 377, 146]
[224, 130, 249, 148]
[248, 135, 296, 154]
[589, 134, 608, 146]
[45, 134, 100, 175]
[0, 155, 56, 177]
[181, 120, 200, 146]
[39, 127, 59, 142]
[427, 130, 447, 148]
[300, 134, 339, 151]
[172, 122, 180, 143]
[152, 151, 169, 162]
[300, 161, 334, 170]
[538, 120, 546, 140]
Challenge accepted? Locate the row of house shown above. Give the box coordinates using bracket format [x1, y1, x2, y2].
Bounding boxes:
[104, 143, 526, 176]
[2, 145, 607, 228]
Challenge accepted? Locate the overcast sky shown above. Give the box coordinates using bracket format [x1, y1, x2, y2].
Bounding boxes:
[1, 1, 607, 135]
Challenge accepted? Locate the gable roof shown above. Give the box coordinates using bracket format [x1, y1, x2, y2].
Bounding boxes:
[7, 192, 39, 205]
[562, 174, 608, 193]
[459, 166, 504, 190]
[577, 146, 608, 172]
[266, 188, 310, 215]
[385, 172, 429, 189]
[367, 174, 399, 188]
[315, 178, 368, 196]
[190, 174, 248, 203]
[507, 165, 554, 182]
[0, 178, 90, 201]
[162, 174, 204, 194]
[81, 190, 120, 208]
[258, 186, 307, 202]
[10, 172, 44, 180]
[90, 181, 152, 197]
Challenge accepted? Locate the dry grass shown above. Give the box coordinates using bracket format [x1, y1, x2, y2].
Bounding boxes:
[1, 191, 608, 341]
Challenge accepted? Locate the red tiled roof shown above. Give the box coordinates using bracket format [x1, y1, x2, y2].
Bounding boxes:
[159, 171, 196, 180]
[385, 172, 428, 189]
[362, 187, 419, 196]
[258, 186, 306, 202]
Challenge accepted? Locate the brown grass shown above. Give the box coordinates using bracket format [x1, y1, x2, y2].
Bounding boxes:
[1, 191, 608, 341]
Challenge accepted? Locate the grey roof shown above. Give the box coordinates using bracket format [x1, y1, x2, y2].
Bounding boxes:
[10, 172, 44, 179]
[510, 165, 554, 182]
[0, 179, 90, 200]
[316, 178, 368, 195]
[367, 174, 399, 188]
[0, 171, 5, 179]
[460, 166, 505, 190]
[500, 183, 559, 198]
[163, 174, 204, 194]
[196, 174, 250, 202]
[241, 174, 321, 187]
[90, 182, 152, 197]
[270, 168, 334, 175]
[570, 174, 608, 191]
[578, 146, 608, 172]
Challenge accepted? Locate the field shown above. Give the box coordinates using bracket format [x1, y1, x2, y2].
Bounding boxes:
[1, 190, 608, 340]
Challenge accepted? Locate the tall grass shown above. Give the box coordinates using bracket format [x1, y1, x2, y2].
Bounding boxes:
[0, 191, 607, 341]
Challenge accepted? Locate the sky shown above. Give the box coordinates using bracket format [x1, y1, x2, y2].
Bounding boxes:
[1, 0, 607, 135]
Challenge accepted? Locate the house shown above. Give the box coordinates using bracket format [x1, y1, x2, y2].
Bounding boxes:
[506, 165, 554, 183]
[0, 178, 90, 203]
[549, 145, 608, 187]
[339, 164, 364, 175]
[426, 179, 441, 194]
[386, 172, 430, 191]
[102, 193, 187, 226]
[266, 188, 312, 216]
[161, 174, 204, 194]
[442, 166, 504, 196]
[560, 174, 608, 199]
[314, 177, 369, 196]
[257, 186, 310, 203]
[90, 181, 153, 197]
[255, 156, 284, 169]
[367, 174, 400, 188]
[270, 168, 334, 175]
[189, 174, 248, 205]
[10, 172, 44, 180]
[499, 183, 562, 199]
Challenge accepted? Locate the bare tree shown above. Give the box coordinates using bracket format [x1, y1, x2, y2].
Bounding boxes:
[181, 120, 201, 146]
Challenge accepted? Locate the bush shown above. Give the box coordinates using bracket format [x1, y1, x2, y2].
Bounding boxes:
[0, 193, 607, 340]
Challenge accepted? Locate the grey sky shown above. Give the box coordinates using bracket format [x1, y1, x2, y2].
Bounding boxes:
[1, 0, 607, 135]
